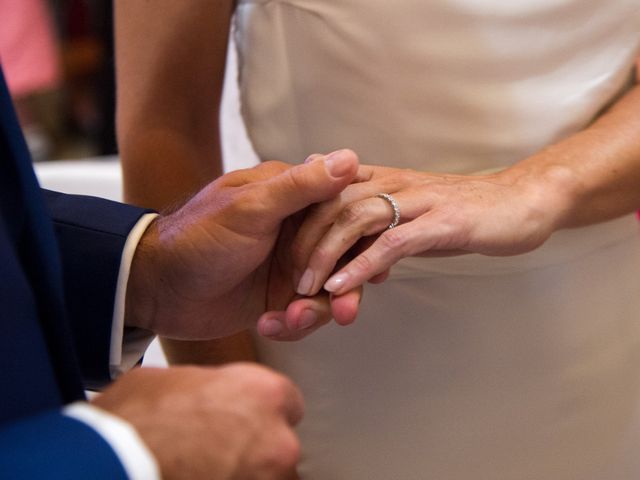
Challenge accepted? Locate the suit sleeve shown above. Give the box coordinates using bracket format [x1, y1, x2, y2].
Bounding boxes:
[42, 189, 155, 388]
[0, 409, 128, 479]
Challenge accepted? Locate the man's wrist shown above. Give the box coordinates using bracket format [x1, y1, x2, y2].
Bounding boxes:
[64, 402, 161, 480]
[125, 216, 161, 332]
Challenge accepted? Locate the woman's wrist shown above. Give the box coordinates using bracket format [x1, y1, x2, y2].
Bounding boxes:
[497, 156, 580, 233]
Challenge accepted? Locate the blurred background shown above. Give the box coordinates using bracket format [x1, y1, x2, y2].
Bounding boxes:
[0, 0, 258, 169]
[1, 0, 118, 162]
[1, 0, 258, 366]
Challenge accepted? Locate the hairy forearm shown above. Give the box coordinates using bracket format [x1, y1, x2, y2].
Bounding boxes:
[503, 81, 640, 230]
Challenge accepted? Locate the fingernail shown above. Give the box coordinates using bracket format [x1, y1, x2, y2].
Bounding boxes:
[304, 153, 322, 164]
[324, 272, 349, 293]
[259, 318, 284, 337]
[296, 268, 315, 296]
[298, 309, 318, 329]
[325, 149, 352, 178]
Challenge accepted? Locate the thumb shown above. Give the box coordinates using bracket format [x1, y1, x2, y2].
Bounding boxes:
[258, 149, 359, 219]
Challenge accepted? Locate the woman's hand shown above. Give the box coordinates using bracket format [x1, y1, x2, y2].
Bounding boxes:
[292, 162, 574, 296]
[291, 65, 640, 298]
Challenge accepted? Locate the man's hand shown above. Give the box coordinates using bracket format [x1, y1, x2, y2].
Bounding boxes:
[125, 149, 361, 340]
[93, 364, 303, 480]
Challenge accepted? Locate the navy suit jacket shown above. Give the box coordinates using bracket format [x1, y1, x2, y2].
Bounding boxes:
[0, 69, 152, 478]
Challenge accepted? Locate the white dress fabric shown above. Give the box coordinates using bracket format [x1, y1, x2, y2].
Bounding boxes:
[233, 1, 640, 478]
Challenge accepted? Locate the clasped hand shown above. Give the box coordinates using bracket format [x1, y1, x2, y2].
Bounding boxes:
[125, 148, 571, 341]
[124, 149, 362, 341]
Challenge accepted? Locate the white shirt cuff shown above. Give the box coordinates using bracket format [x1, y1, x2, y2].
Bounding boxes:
[110, 213, 158, 378]
[64, 402, 161, 480]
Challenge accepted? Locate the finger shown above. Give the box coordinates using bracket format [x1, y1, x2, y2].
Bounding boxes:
[279, 380, 305, 427]
[281, 288, 362, 332]
[257, 289, 361, 340]
[417, 249, 469, 257]
[257, 149, 359, 220]
[329, 287, 362, 325]
[284, 286, 361, 329]
[259, 433, 301, 480]
[296, 188, 430, 296]
[217, 161, 290, 187]
[296, 196, 398, 295]
[257, 296, 332, 342]
[285, 294, 332, 331]
[304, 153, 324, 164]
[368, 269, 390, 284]
[289, 197, 343, 287]
[289, 165, 382, 286]
[323, 219, 432, 295]
[256, 311, 330, 342]
[256, 311, 290, 339]
[357, 242, 391, 282]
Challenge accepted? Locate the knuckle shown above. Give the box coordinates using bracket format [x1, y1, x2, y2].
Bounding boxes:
[351, 253, 375, 274]
[220, 365, 295, 403]
[222, 363, 273, 385]
[304, 153, 323, 163]
[337, 201, 368, 226]
[307, 198, 343, 225]
[232, 187, 265, 215]
[217, 169, 243, 186]
[284, 165, 308, 192]
[259, 431, 301, 474]
[260, 160, 287, 172]
[276, 432, 302, 469]
[252, 371, 293, 401]
[307, 200, 332, 221]
[397, 168, 416, 184]
[290, 236, 315, 268]
[379, 228, 407, 253]
[338, 148, 357, 160]
[311, 244, 333, 267]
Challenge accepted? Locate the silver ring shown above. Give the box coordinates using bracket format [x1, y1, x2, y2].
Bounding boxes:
[375, 193, 400, 229]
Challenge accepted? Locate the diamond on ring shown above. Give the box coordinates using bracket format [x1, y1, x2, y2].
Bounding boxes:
[375, 193, 400, 229]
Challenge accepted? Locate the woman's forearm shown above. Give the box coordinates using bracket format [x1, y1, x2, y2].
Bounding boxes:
[115, 0, 233, 209]
[503, 79, 640, 230]
[292, 68, 640, 296]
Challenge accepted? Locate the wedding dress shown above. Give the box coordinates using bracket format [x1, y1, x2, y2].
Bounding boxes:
[233, 1, 640, 477]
